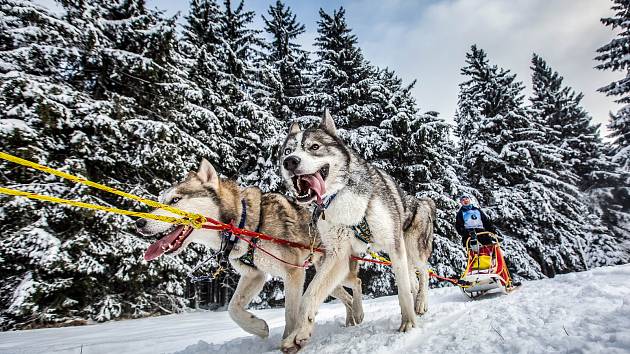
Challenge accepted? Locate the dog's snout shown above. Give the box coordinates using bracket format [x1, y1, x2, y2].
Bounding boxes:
[283, 156, 301, 172]
[135, 218, 148, 229]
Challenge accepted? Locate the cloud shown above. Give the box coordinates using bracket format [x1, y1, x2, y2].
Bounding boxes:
[35, 0, 623, 138]
[342, 0, 622, 137]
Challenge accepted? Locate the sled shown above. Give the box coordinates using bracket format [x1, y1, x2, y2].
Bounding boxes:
[459, 232, 515, 299]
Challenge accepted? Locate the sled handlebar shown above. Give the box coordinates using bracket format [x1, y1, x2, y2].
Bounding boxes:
[465, 232, 502, 252]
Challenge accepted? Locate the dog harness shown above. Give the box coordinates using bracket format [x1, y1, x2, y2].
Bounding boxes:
[351, 217, 374, 244]
[312, 193, 374, 244]
[219, 199, 260, 269]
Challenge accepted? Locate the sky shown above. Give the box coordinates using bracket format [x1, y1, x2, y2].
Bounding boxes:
[35, 0, 623, 137]
[146, 0, 621, 138]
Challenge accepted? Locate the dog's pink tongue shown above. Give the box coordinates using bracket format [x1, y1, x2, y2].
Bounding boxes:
[301, 172, 326, 205]
[144, 226, 184, 261]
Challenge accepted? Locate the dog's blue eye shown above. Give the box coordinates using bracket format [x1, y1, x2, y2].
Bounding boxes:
[310, 144, 320, 151]
[171, 197, 181, 204]
[284, 148, 292, 155]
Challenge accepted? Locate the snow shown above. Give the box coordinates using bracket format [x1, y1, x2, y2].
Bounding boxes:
[1, 264, 629, 354]
[7, 272, 35, 314]
[0, 118, 34, 134]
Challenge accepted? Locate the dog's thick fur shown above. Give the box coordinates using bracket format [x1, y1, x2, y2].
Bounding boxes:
[137, 160, 364, 340]
[280, 111, 435, 352]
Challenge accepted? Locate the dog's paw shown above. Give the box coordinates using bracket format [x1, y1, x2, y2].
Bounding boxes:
[281, 328, 311, 354]
[353, 307, 364, 325]
[344, 305, 356, 327]
[242, 317, 269, 338]
[398, 318, 416, 332]
[345, 311, 364, 327]
[280, 339, 301, 354]
[415, 300, 428, 316]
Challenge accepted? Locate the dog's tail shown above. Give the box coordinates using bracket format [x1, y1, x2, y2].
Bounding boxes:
[403, 195, 436, 263]
[403, 195, 436, 231]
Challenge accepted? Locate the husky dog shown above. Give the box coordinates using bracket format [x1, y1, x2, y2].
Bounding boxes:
[279, 111, 435, 352]
[136, 159, 364, 340]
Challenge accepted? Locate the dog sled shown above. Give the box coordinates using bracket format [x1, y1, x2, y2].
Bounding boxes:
[458, 231, 515, 299]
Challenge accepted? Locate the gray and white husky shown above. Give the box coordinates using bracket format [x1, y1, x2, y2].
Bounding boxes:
[280, 111, 435, 353]
[136, 159, 364, 340]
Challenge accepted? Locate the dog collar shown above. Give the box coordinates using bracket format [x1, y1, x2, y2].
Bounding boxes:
[321, 193, 337, 209]
[311, 193, 337, 223]
[218, 199, 248, 259]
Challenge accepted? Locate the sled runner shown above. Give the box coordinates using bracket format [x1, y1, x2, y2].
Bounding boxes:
[459, 231, 515, 299]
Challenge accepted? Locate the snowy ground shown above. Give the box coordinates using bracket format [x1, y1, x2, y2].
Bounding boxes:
[2, 264, 630, 354]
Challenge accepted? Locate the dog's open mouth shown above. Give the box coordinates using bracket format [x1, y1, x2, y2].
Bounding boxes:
[144, 225, 194, 261]
[292, 165, 329, 204]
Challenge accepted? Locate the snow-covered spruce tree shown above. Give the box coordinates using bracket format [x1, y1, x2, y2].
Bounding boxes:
[0, 0, 216, 329]
[0, 0, 98, 330]
[531, 54, 617, 190]
[175, 0, 281, 309]
[261, 0, 311, 121]
[455, 46, 625, 279]
[530, 54, 630, 254]
[594, 0, 630, 253]
[217, 0, 282, 192]
[596, 0, 630, 170]
[312, 7, 372, 127]
[394, 111, 466, 283]
[63, 0, 230, 315]
[311, 7, 390, 166]
[175, 0, 240, 174]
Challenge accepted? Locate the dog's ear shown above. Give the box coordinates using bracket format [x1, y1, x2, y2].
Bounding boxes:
[288, 121, 301, 135]
[197, 158, 219, 189]
[320, 108, 337, 135]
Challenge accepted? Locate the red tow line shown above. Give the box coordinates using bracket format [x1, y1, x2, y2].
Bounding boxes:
[427, 270, 462, 285]
[198, 216, 386, 268]
[198, 215, 460, 284]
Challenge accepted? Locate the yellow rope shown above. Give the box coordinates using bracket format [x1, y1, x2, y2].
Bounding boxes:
[0, 186, 194, 226]
[368, 250, 391, 263]
[0, 152, 196, 217]
[0, 151, 207, 228]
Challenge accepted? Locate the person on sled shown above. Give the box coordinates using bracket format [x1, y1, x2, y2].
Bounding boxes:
[455, 194, 520, 289]
[455, 194, 498, 248]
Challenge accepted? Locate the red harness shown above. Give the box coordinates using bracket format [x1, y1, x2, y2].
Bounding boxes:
[197, 216, 388, 267]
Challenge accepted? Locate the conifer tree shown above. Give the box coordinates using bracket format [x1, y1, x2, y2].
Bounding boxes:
[530, 54, 617, 189]
[596, 0, 630, 170]
[455, 45, 533, 188]
[176, 0, 284, 306]
[311, 7, 390, 167]
[530, 53, 630, 262]
[396, 109, 466, 280]
[312, 7, 375, 128]
[217, 0, 282, 191]
[261, 0, 311, 121]
[456, 46, 626, 278]
[0, 0, 213, 329]
[594, 0, 630, 253]
[178, 0, 241, 174]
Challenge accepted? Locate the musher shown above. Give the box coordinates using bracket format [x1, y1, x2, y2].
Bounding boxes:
[455, 194, 497, 248]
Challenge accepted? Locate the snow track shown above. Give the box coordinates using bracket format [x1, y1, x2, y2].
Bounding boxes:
[2, 264, 629, 354]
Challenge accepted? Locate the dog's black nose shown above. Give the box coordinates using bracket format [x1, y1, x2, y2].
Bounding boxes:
[136, 218, 147, 229]
[283, 156, 301, 171]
